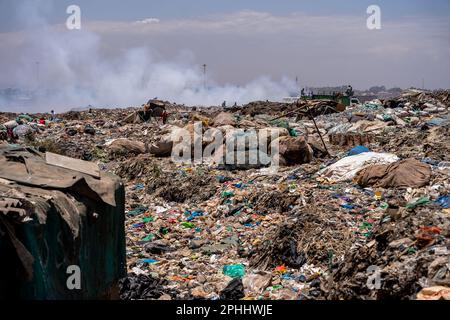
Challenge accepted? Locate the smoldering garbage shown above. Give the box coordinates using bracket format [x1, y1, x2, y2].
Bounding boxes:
[1, 89, 449, 300]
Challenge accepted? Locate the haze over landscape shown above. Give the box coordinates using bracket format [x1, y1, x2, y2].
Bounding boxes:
[0, 0, 449, 111]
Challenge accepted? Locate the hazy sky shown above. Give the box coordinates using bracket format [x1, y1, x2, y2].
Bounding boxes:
[0, 0, 449, 110]
[1, 0, 450, 30]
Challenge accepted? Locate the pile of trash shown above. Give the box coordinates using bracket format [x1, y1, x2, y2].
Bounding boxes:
[1, 89, 448, 300]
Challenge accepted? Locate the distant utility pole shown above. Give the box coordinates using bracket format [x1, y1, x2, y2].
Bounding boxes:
[422, 78, 425, 90]
[202, 64, 207, 89]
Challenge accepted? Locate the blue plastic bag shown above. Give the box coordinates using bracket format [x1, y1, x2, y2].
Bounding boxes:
[348, 145, 369, 156]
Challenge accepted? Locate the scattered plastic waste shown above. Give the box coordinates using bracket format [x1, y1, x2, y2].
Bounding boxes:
[348, 145, 369, 156]
[435, 195, 450, 208]
[406, 197, 430, 209]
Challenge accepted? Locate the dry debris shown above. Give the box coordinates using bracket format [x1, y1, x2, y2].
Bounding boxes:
[1, 89, 449, 300]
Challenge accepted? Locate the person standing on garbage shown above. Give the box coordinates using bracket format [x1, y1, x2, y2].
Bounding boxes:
[161, 110, 168, 124]
[6, 127, 16, 143]
[142, 103, 152, 122]
[345, 85, 354, 96]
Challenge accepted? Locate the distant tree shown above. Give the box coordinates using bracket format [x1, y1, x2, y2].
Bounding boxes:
[387, 87, 402, 93]
[369, 86, 386, 94]
[387, 87, 403, 93]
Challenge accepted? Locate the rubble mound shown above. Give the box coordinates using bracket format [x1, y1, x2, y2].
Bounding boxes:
[114, 154, 159, 180]
[146, 169, 217, 203]
[250, 206, 357, 271]
[250, 222, 306, 270]
[236, 101, 296, 116]
[1, 89, 449, 300]
[248, 190, 299, 213]
[327, 205, 449, 299]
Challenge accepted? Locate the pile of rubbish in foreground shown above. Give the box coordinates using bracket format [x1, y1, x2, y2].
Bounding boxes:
[1, 89, 449, 300]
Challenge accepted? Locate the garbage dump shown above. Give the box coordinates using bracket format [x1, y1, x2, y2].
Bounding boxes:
[0, 89, 449, 300]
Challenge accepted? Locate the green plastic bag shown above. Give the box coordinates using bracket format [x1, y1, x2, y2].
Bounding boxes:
[406, 197, 430, 209]
[223, 264, 245, 278]
[181, 222, 195, 229]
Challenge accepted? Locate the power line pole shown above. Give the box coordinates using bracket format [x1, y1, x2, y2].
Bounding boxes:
[202, 64, 207, 89]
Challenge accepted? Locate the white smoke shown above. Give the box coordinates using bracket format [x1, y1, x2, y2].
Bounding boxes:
[0, 1, 297, 112]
